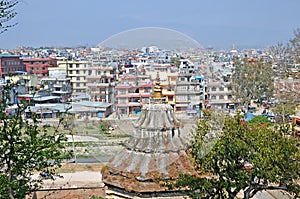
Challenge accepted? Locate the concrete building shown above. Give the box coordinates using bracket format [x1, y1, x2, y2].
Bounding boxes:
[57, 59, 88, 95]
[175, 72, 204, 113]
[206, 80, 234, 110]
[21, 57, 57, 77]
[86, 63, 117, 103]
[40, 77, 72, 102]
[115, 74, 152, 117]
[0, 54, 26, 77]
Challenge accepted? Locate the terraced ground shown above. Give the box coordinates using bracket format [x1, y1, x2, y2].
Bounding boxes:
[42, 115, 196, 163]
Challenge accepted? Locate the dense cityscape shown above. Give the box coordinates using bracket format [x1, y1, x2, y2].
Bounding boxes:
[0, 37, 299, 120]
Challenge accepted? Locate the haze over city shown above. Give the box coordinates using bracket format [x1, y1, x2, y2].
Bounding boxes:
[1, 0, 300, 50]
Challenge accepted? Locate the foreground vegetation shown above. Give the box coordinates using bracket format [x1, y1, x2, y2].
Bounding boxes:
[172, 110, 300, 199]
[0, 84, 71, 199]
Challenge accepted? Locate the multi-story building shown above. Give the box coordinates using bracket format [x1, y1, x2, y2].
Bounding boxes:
[86, 63, 117, 103]
[5, 74, 38, 95]
[115, 74, 152, 117]
[21, 57, 57, 77]
[40, 77, 72, 102]
[0, 54, 26, 77]
[161, 72, 177, 107]
[206, 80, 233, 110]
[57, 59, 88, 95]
[175, 72, 204, 113]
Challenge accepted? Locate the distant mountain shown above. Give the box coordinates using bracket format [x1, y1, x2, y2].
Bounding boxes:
[98, 27, 202, 50]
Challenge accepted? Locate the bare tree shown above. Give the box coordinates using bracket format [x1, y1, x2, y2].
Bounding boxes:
[231, 58, 275, 108]
[0, 0, 18, 34]
[289, 28, 300, 64]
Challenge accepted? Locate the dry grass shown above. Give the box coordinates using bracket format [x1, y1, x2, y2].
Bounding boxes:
[56, 163, 106, 173]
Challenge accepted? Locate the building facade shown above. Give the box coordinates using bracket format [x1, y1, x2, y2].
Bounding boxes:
[175, 72, 204, 113]
[0, 54, 26, 77]
[86, 64, 117, 103]
[206, 80, 233, 110]
[21, 57, 57, 77]
[57, 59, 88, 95]
[115, 74, 152, 117]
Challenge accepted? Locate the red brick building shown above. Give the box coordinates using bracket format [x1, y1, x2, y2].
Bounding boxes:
[21, 57, 57, 77]
[0, 54, 26, 77]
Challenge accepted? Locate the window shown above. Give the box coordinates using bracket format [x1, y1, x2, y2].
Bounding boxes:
[69, 71, 73, 74]
[76, 64, 79, 68]
[76, 83, 80, 87]
[118, 98, 128, 104]
[119, 89, 126, 94]
[219, 87, 224, 91]
[211, 87, 216, 91]
[69, 64, 73, 68]
[211, 95, 216, 100]
[228, 95, 233, 99]
[219, 95, 224, 99]
[76, 77, 80, 81]
[178, 86, 187, 91]
[176, 95, 187, 101]
[76, 70, 79, 74]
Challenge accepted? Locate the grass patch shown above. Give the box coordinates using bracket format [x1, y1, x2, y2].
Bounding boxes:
[56, 163, 105, 173]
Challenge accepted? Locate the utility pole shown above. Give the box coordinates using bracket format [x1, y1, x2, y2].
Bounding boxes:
[71, 133, 77, 164]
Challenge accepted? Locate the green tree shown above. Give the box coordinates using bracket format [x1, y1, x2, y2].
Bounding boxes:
[231, 58, 275, 108]
[171, 57, 181, 68]
[0, 83, 71, 199]
[173, 111, 300, 199]
[0, 0, 18, 34]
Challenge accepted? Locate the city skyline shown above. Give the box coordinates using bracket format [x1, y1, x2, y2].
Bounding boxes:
[1, 0, 300, 50]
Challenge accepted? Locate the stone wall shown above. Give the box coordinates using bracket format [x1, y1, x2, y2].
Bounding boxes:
[27, 187, 106, 199]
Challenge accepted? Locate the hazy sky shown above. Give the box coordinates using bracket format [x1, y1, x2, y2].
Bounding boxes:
[0, 0, 300, 50]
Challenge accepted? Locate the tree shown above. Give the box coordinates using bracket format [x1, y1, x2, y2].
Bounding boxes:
[171, 57, 181, 68]
[266, 29, 300, 122]
[173, 111, 300, 199]
[0, 0, 18, 34]
[231, 58, 275, 108]
[289, 28, 300, 65]
[0, 83, 71, 199]
[272, 77, 299, 123]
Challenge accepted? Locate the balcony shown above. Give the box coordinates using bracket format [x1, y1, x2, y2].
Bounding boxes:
[86, 82, 110, 87]
[176, 90, 202, 95]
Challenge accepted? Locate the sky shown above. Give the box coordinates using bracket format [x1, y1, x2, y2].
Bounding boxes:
[0, 0, 300, 50]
